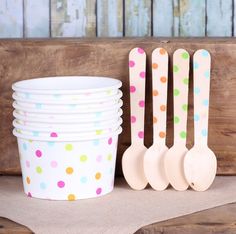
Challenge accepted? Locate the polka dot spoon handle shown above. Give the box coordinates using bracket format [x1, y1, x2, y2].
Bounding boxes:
[173, 49, 190, 144]
[152, 48, 168, 145]
[129, 48, 146, 143]
[193, 49, 211, 145]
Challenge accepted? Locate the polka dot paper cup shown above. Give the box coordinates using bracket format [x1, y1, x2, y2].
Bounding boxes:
[13, 127, 122, 200]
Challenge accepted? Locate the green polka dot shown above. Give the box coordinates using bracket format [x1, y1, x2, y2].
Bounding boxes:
[173, 65, 179, 73]
[174, 116, 180, 124]
[65, 144, 73, 151]
[107, 153, 112, 161]
[182, 52, 189, 59]
[80, 155, 87, 162]
[182, 104, 188, 111]
[183, 78, 189, 85]
[36, 166, 42, 174]
[180, 131, 187, 139]
[174, 89, 180, 96]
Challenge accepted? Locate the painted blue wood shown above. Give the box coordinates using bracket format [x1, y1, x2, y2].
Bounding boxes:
[173, 0, 180, 37]
[207, 0, 233, 37]
[0, 0, 23, 38]
[24, 0, 50, 37]
[97, 0, 123, 37]
[153, 0, 173, 36]
[125, 0, 151, 36]
[180, 0, 206, 37]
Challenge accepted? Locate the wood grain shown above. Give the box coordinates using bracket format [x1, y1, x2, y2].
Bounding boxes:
[0, 38, 236, 176]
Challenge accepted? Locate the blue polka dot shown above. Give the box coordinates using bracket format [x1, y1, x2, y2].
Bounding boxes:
[47, 141, 55, 147]
[68, 104, 77, 109]
[33, 131, 39, 137]
[96, 112, 102, 118]
[25, 93, 30, 99]
[23, 143, 27, 151]
[201, 50, 209, 57]
[194, 114, 200, 121]
[194, 87, 200, 95]
[35, 103, 42, 109]
[80, 176, 87, 183]
[203, 99, 209, 106]
[194, 62, 199, 69]
[201, 129, 208, 137]
[204, 70, 210, 79]
[40, 182, 47, 190]
[93, 139, 99, 146]
[109, 168, 113, 174]
[53, 94, 61, 99]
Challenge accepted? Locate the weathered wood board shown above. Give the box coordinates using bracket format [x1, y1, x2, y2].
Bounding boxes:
[0, 38, 235, 176]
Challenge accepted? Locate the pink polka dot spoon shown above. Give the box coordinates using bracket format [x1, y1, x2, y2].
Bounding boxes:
[164, 49, 190, 191]
[143, 48, 169, 191]
[122, 47, 148, 190]
[184, 49, 217, 191]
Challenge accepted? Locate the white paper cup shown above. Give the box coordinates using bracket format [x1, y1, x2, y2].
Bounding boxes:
[13, 109, 123, 123]
[12, 76, 122, 95]
[13, 90, 122, 105]
[13, 128, 122, 200]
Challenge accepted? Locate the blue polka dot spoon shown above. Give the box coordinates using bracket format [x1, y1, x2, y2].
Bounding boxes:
[164, 49, 190, 191]
[184, 49, 217, 191]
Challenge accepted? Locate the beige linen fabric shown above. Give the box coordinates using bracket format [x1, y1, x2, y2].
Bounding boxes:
[0, 176, 236, 234]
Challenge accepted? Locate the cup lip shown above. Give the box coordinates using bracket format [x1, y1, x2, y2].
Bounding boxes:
[13, 99, 123, 114]
[12, 76, 122, 94]
[13, 118, 123, 132]
[13, 90, 123, 105]
[13, 108, 123, 123]
[13, 127, 122, 142]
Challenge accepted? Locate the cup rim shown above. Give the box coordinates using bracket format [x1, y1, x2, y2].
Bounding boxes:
[12, 76, 122, 94]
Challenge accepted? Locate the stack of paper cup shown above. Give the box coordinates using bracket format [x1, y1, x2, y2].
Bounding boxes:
[12, 76, 123, 200]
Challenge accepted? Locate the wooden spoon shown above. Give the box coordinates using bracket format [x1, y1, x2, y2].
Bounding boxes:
[164, 49, 190, 191]
[184, 49, 217, 191]
[122, 47, 148, 190]
[143, 48, 169, 191]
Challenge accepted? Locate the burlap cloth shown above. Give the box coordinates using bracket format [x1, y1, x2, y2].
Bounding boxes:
[0, 176, 236, 234]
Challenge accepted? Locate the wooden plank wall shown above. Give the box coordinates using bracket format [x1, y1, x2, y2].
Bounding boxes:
[0, 0, 235, 38]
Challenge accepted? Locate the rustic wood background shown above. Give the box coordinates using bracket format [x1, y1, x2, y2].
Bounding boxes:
[0, 0, 235, 38]
[0, 38, 235, 176]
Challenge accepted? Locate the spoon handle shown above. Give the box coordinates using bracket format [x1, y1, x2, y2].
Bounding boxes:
[152, 48, 168, 145]
[129, 48, 146, 144]
[193, 49, 211, 146]
[173, 49, 190, 145]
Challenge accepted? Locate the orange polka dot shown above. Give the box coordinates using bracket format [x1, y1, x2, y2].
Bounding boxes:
[66, 167, 74, 174]
[153, 89, 158, 96]
[153, 116, 157, 124]
[95, 172, 101, 180]
[160, 76, 167, 83]
[26, 176, 30, 184]
[159, 131, 166, 138]
[68, 194, 76, 201]
[160, 48, 166, 55]
[152, 63, 158, 69]
[160, 105, 166, 111]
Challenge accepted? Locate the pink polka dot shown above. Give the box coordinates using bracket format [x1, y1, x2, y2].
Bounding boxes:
[129, 60, 135, 67]
[96, 187, 102, 195]
[35, 150, 42, 158]
[57, 181, 65, 188]
[130, 85, 136, 93]
[139, 71, 145, 78]
[131, 116, 136, 123]
[50, 132, 58, 137]
[50, 161, 58, 168]
[138, 131, 144, 139]
[96, 155, 102, 162]
[139, 100, 145, 107]
[108, 137, 112, 145]
[26, 160, 30, 168]
[138, 48, 144, 54]
[27, 192, 32, 197]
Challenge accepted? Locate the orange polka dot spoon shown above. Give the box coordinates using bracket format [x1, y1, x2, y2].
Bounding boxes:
[143, 48, 169, 190]
[122, 47, 148, 190]
[164, 49, 190, 191]
[184, 49, 217, 191]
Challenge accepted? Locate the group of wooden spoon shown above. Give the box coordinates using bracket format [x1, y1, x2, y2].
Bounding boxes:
[122, 47, 217, 192]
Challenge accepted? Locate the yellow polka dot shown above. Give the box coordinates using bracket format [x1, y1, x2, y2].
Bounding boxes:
[80, 155, 88, 162]
[66, 167, 74, 174]
[26, 176, 30, 184]
[65, 144, 73, 151]
[95, 172, 101, 180]
[107, 153, 112, 161]
[36, 166, 42, 174]
[68, 194, 76, 201]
